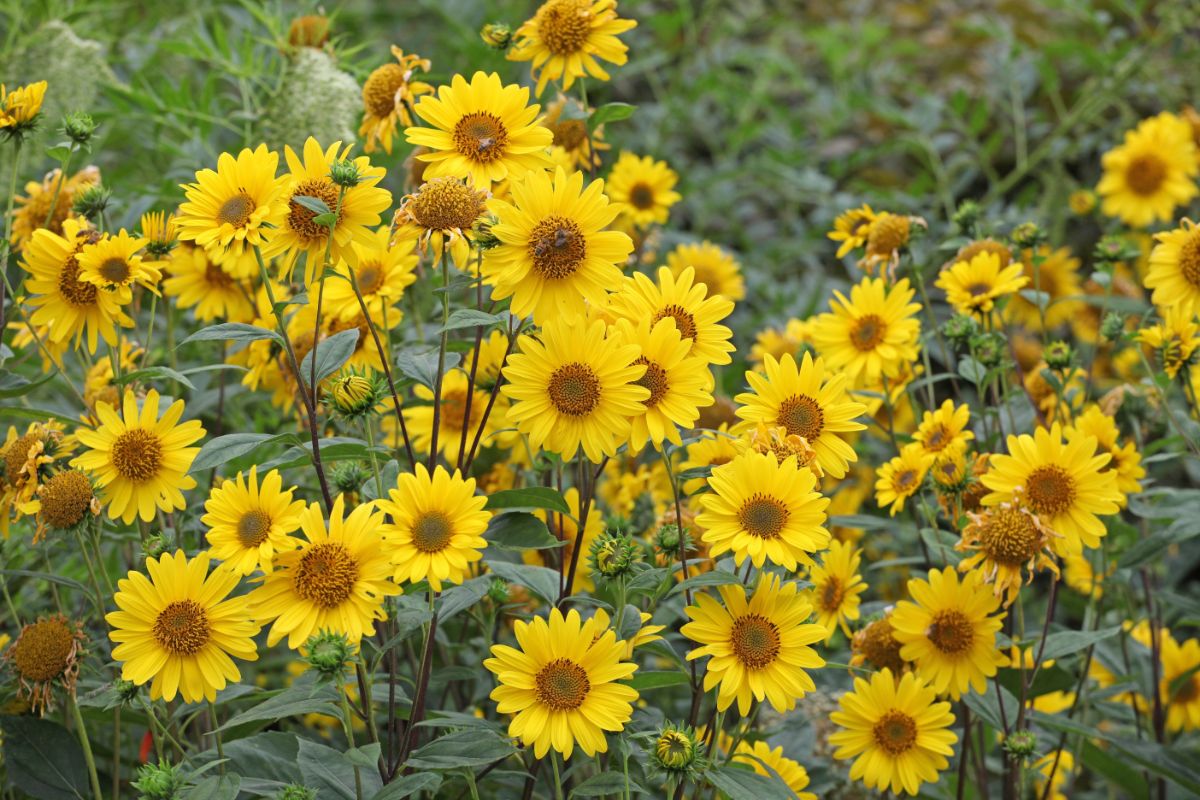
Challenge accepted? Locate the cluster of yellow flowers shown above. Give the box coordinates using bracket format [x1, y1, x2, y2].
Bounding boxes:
[2, 2, 1200, 799]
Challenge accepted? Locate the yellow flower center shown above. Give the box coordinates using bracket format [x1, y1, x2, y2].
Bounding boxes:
[237, 509, 272, 548]
[976, 507, 1042, 566]
[867, 213, 910, 255]
[204, 260, 235, 288]
[736, 493, 789, 539]
[849, 314, 887, 351]
[730, 613, 781, 669]
[536, 0, 593, 56]
[58, 256, 99, 307]
[857, 618, 905, 673]
[288, 179, 342, 242]
[634, 358, 669, 408]
[872, 709, 918, 755]
[412, 510, 454, 553]
[653, 304, 698, 340]
[628, 182, 655, 210]
[217, 191, 255, 228]
[819, 575, 845, 612]
[534, 657, 591, 710]
[547, 362, 602, 417]
[363, 63, 405, 117]
[110, 429, 163, 483]
[1125, 154, 1167, 196]
[1024, 464, 1075, 516]
[38, 470, 93, 529]
[777, 394, 824, 441]
[356, 261, 385, 295]
[529, 216, 587, 279]
[152, 600, 211, 656]
[1178, 229, 1200, 288]
[294, 542, 359, 608]
[12, 618, 75, 681]
[406, 177, 486, 232]
[453, 112, 509, 163]
[99, 257, 131, 284]
[3, 433, 39, 487]
[927, 609, 974, 655]
[552, 119, 588, 151]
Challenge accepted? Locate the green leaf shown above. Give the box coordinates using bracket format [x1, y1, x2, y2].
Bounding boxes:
[485, 487, 571, 514]
[1119, 521, 1199, 568]
[0, 369, 59, 398]
[1081, 739, 1148, 799]
[299, 328, 360, 388]
[438, 576, 492, 622]
[395, 345, 461, 390]
[190, 432, 301, 473]
[486, 560, 561, 603]
[115, 366, 196, 390]
[292, 194, 332, 215]
[590, 102, 636, 127]
[361, 459, 400, 502]
[298, 737, 383, 799]
[0, 406, 80, 426]
[958, 357, 987, 384]
[963, 679, 1018, 732]
[571, 772, 642, 797]
[218, 678, 340, 731]
[312, 211, 338, 226]
[403, 729, 517, 770]
[179, 322, 281, 347]
[0, 715, 90, 800]
[667, 569, 741, 597]
[485, 512, 563, 550]
[345, 743, 382, 769]
[629, 670, 689, 691]
[439, 308, 506, 333]
[45, 144, 73, 163]
[704, 764, 793, 800]
[368, 773, 442, 800]
[183, 774, 241, 800]
[1, 569, 91, 596]
[1039, 626, 1122, 661]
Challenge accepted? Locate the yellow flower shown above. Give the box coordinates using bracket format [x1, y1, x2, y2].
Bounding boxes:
[1034, 750, 1074, 800]
[0, 80, 47, 133]
[378, 463, 490, 591]
[682, 574, 825, 715]
[677, 424, 738, 495]
[749, 317, 810, 367]
[981, 423, 1124, 554]
[829, 668, 958, 796]
[697, 450, 830, 570]
[9, 166, 98, 249]
[1147, 218, 1200, 318]
[72, 389, 205, 524]
[1061, 549, 1109, 598]
[914, 399, 974, 456]
[322, 227, 417, 323]
[935, 251, 1028, 317]
[731, 741, 816, 800]
[606, 151, 681, 227]
[76, 229, 158, 292]
[541, 94, 609, 171]
[812, 276, 922, 383]
[161, 244, 255, 323]
[609, 266, 735, 366]
[956, 502, 1059, 607]
[665, 240, 745, 301]
[734, 352, 867, 479]
[828, 204, 877, 258]
[502, 315, 649, 462]
[1162, 636, 1200, 732]
[251, 495, 400, 649]
[176, 144, 289, 269]
[485, 607, 638, 758]
[405, 369, 503, 466]
[806, 539, 867, 640]
[21, 219, 133, 353]
[1066, 404, 1144, 504]
[589, 608, 664, 659]
[484, 166, 631, 323]
[359, 46, 433, 155]
[405, 71, 554, 187]
[850, 614, 910, 674]
[1137, 305, 1200, 379]
[4, 615, 84, 714]
[202, 466, 306, 575]
[392, 177, 488, 268]
[529, 486, 603, 592]
[106, 550, 259, 703]
[1, 420, 71, 535]
[890, 567, 1007, 699]
[507, 0, 637, 96]
[261, 137, 392, 284]
[613, 317, 714, 451]
[875, 443, 934, 516]
[1005, 246, 1083, 331]
[1097, 111, 1198, 228]
[862, 212, 914, 274]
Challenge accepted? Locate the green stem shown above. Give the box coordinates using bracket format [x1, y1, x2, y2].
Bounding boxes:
[69, 693, 103, 800]
[550, 752, 565, 800]
[41, 150, 71, 229]
[341, 686, 364, 800]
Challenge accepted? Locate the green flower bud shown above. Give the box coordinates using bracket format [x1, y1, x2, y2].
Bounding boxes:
[653, 723, 701, 772]
[1093, 234, 1140, 265]
[971, 332, 1008, 370]
[142, 534, 169, 561]
[1004, 729, 1038, 760]
[941, 314, 979, 346]
[951, 200, 981, 235]
[326, 370, 384, 419]
[132, 760, 185, 800]
[1010, 222, 1044, 249]
[1100, 312, 1126, 342]
[480, 22, 513, 50]
[304, 630, 354, 680]
[330, 158, 362, 188]
[1043, 340, 1074, 371]
[115, 678, 141, 704]
[589, 531, 641, 581]
[61, 112, 97, 147]
[71, 183, 110, 221]
[331, 461, 370, 497]
[487, 578, 511, 605]
[276, 785, 318, 800]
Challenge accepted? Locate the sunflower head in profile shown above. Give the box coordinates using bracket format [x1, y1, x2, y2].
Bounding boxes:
[606, 151, 681, 228]
[360, 46, 433, 155]
[71, 389, 206, 524]
[935, 250, 1028, 318]
[682, 573, 826, 715]
[1097, 111, 1198, 228]
[106, 550, 259, 703]
[506, 0, 637, 96]
[805, 539, 868, 641]
[889, 566, 1007, 700]
[812, 276, 922, 384]
[405, 71, 554, 187]
[483, 166, 631, 324]
[541, 93, 609, 171]
[829, 668, 958, 796]
[485, 607, 638, 759]
[393, 176, 488, 268]
[956, 501, 1059, 607]
[202, 465, 306, 575]
[0, 80, 47, 141]
[850, 613, 910, 675]
[5, 614, 85, 714]
[827, 204, 877, 259]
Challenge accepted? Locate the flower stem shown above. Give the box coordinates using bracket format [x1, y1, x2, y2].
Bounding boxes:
[69, 693, 103, 800]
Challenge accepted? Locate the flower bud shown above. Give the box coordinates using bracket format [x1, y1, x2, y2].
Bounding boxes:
[480, 22, 513, 50]
[1004, 729, 1038, 760]
[589, 531, 641, 581]
[1100, 311, 1126, 342]
[487, 578, 510, 605]
[952, 200, 981, 234]
[276, 786, 318, 800]
[330, 158, 362, 188]
[1043, 340, 1074, 371]
[72, 183, 110, 221]
[970, 332, 1008, 370]
[132, 760, 185, 800]
[1010, 222, 1044, 248]
[303, 630, 354, 680]
[327, 370, 383, 419]
[941, 314, 979, 346]
[61, 112, 98, 147]
[653, 723, 702, 772]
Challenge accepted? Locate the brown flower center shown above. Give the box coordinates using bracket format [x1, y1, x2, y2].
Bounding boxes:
[535, 657, 591, 710]
[1024, 465, 1075, 516]
[872, 709, 918, 755]
[967, 282, 993, 297]
[552, 119, 588, 151]
[11, 618, 76, 681]
[857, 617, 905, 673]
[1125, 154, 1167, 196]
[1178, 229, 1200, 288]
[412, 510, 455, 553]
[363, 63, 405, 117]
[849, 314, 887, 351]
[730, 613, 781, 669]
[38, 470, 93, 529]
[3, 433, 39, 486]
[634, 359, 669, 408]
[294, 542, 359, 608]
[628, 182, 655, 210]
[356, 262, 384, 294]
[237, 509, 272, 548]
[528, 216, 587, 280]
[893, 468, 920, 492]
[547, 362, 601, 417]
[820, 576, 845, 612]
[923, 426, 949, 452]
[57, 257, 98, 307]
[977, 507, 1042, 566]
[153, 600, 211, 656]
[288, 179, 341, 242]
[110, 429, 163, 483]
[406, 177, 486, 231]
[927, 609, 974, 656]
[777, 394, 824, 441]
[217, 191, 255, 228]
[99, 257, 131, 284]
[204, 260, 235, 288]
[653, 304, 697, 340]
[536, 0, 593, 55]
[453, 112, 509, 163]
[736, 493, 789, 539]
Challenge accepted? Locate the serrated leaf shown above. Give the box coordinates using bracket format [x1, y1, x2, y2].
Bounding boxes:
[179, 322, 281, 347]
[485, 487, 571, 514]
[299, 328, 359, 388]
[485, 512, 563, 550]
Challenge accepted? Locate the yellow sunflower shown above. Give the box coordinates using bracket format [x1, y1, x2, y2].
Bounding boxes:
[21, 220, 133, 352]
[812, 276, 922, 383]
[850, 614, 910, 675]
[322, 227, 417, 322]
[202, 466, 306, 575]
[359, 46, 433, 155]
[682, 574, 826, 715]
[678, 423, 738, 494]
[890, 567, 1007, 700]
[589, 608, 665, 658]
[733, 351, 867, 479]
[1004, 246, 1083, 331]
[483, 166, 632, 323]
[1097, 111, 1198, 228]
[1146, 219, 1200, 318]
[392, 176, 489, 268]
[697, 450, 830, 570]
[378, 463, 490, 591]
[76, 228, 158, 292]
[665, 240, 745, 301]
[875, 443, 935, 516]
[956, 501, 1059, 607]
[614, 317, 714, 451]
[106, 550, 259, 703]
[9, 166, 98, 249]
[806, 539, 867, 640]
[405, 71, 554, 186]
[507, 0, 637, 96]
[1034, 751, 1075, 800]
[1162, 636, 1200, 732]
[261, 137, 392, 284]
[485, 607, 638, 758]
[749, 317, 812, 367]
[405, 369, 504, 466]
[72, 389, 205, 524]
[1061, 549, 1108, 599]
[914, 399, 974, 457]
[502, 315, 649, 462]
[161, 244, 254, 322]
[251, 495, 400, 649]
[935, 251, 1028, 317]
[1137, 305, 1200, 379]
[606, 152, 681, 228]
[609, 266, 736, 366]
[829, 668, 958, 796]
[176, 144, 289, 268]
[0, 80, 47, 133]
[827, 204, 877, 258]
[981, 423, 1123, 554]
[1066, 405, 1144, 504]
[541, 93, 609, 171]
[529, 486, 603, 593]
[731, 741, 816, 800]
